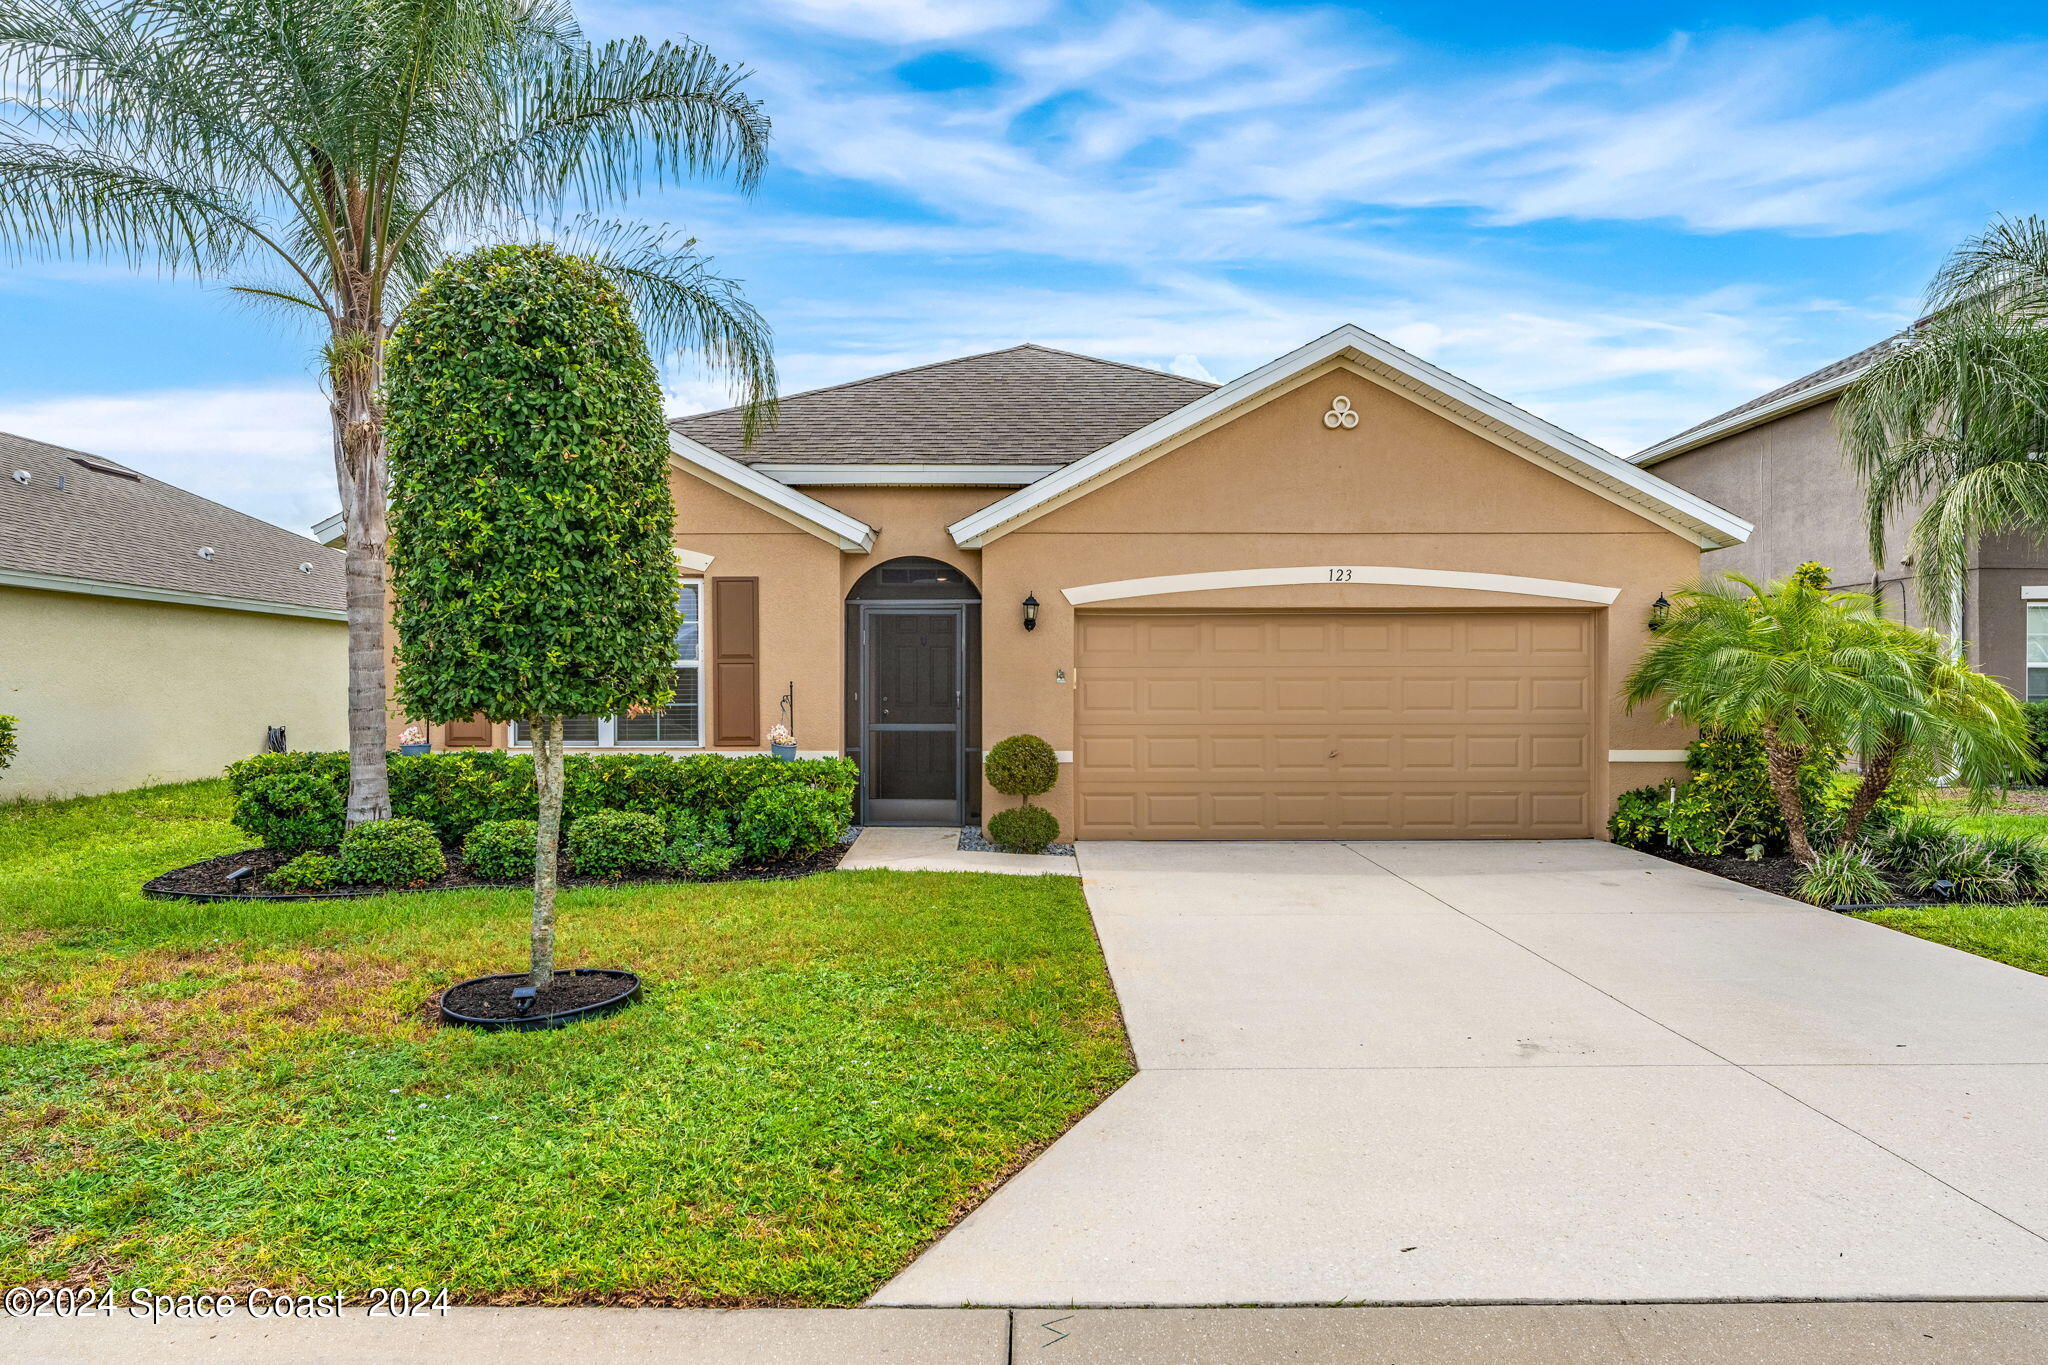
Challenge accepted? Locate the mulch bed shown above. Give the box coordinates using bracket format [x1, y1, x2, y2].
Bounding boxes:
[441, 971, 633, 1021]
[145, 836, 852, 902]
[1645, 846, 1805, 900]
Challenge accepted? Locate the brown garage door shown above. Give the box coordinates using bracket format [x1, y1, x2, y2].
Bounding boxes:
[1074, 611, 1595, 839]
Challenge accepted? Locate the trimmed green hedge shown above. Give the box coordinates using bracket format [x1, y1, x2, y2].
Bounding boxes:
[226, 750, 859, 849]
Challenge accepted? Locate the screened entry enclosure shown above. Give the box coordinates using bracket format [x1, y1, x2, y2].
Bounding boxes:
[845, 557, 982, 826]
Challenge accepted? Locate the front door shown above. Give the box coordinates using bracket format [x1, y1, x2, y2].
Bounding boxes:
[861, 605, 966, 824]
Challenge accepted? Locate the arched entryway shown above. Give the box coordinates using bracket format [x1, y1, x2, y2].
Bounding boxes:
[845, 557, 982, 826]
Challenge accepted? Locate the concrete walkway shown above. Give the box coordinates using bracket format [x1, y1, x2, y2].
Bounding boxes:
[838, 825, 1077, 876]
[10, 1303, 2048, 1363]
[875, 840, 2048, 1306]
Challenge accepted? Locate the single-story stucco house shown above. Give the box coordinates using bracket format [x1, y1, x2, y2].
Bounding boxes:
[391, 325, 1750, 840]
[0, 430, 347, 800]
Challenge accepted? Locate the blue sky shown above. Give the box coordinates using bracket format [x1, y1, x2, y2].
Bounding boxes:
[4, 0, 2046, 533]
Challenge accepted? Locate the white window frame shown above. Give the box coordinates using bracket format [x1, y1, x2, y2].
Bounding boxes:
[2028, 601, 2048, 703]
[512, 578, 705, 748]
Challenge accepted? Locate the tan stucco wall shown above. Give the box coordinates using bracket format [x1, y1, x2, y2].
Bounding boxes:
[976, 364, 1703, 836]
[0, 584, 347, 800]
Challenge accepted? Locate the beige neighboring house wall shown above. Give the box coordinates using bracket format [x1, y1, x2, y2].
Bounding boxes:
[1, 585, 347, 800]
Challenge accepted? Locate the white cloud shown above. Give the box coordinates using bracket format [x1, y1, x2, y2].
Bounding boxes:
[0, 385, 335, 535]
[759, 0, 1047, 42]
[1167, 353, 1217, 382]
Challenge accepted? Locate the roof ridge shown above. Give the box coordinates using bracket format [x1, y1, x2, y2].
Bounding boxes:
[0, 427, 335, 553]
[1008, 343, 1219, 388]
[669, 342, 1213, 428]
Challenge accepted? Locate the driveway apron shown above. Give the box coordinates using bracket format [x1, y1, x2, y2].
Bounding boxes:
[873, 840, 2048, 1306]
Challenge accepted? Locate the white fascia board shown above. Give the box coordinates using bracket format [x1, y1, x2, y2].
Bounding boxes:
[1631, 366, 1869, 468]
[666, 432, 876, 552]
[0, 566, 348, 620]
[311, 511, 346, 545]
[756, 464, 1061, 487]
[947, 324, 1752, 551]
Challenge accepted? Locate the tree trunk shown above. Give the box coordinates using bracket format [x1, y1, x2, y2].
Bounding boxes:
[1841, 732, 1905, 846]
[531, 715, 563, 990]
[1763, 730, 1815, 864]
[332, 321, 392, 826]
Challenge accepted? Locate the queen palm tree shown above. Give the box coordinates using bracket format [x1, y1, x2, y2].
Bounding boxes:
[1840, 215, 2048, 632]
[0, 0, 775, 824]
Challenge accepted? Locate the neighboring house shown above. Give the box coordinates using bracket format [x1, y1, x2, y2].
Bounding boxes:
[375, 325, 1747, 840]
[0, 430, 347, 800]
[1632, 333, 2048, 700]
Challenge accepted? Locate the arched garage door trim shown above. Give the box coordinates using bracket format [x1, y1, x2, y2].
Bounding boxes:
[1061, 565, 1621, 607]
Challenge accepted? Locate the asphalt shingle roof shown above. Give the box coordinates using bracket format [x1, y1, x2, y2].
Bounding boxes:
[1647, 332, 1905, 454]
[0, 430, 345, 614]
[669, 344, 1218, 467]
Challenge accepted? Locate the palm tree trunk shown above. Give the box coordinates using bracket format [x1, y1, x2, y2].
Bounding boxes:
[1841, 732, 1905, 846]
[531, 715, 563, 990]
[1762, 729, 1815, 863]
[331, 320, 392, 827]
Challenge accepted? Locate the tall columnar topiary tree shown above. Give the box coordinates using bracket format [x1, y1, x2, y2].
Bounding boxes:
[385, 245, 682, 988]
[0, 0, 774, 827]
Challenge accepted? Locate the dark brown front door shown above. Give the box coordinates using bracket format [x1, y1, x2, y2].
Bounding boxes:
[862, 606, 965, 825]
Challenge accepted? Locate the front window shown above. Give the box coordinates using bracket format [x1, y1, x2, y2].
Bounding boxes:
[2029, 604, 2048, 701]
[512, 580, 703, 746]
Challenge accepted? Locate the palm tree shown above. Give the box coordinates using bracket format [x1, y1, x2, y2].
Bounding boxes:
[0, 0, 775, 825]
[1835, 621, 2034, 844]
[1625, 573, 1913, 864]
[1840, 215, 2048, 632]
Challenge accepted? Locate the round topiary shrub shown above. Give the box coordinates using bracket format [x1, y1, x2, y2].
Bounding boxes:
[464, 819, 540, 881]
[567, 809, 667, 879]
[987, 805, 1060, 854]
[235, 770, 347, 851]
[267, 851, 341, 893]
[984, 734, 1058, 800]
[337, 817, 447, 887]
[737, 784, 849, 864]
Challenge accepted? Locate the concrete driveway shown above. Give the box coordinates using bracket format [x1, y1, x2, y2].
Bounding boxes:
[874, 840, 2048, 1307]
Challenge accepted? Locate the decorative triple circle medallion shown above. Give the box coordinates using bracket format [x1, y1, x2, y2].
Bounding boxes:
[1323, 395, 1359, 429]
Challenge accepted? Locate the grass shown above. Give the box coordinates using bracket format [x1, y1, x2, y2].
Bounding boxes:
[1856, 904, 2048, 977]
[1915, 787, 2048, 839]
[0, 780, 1132, 1304]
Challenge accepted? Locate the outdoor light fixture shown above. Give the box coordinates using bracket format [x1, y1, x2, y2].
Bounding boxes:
[511, 986, 538, 1016]
[1023, 593, 1039, 631]
[1649, 594, 1672, 629]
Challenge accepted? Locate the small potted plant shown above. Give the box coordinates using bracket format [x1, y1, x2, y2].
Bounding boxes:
[767, 723, 797, 761]
[397, 724, 430, 757]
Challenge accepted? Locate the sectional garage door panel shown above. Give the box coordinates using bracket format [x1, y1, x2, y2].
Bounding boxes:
[1074, 612, 1595, 839]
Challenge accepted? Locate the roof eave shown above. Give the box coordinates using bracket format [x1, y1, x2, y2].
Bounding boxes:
[1631, 367, 1867, 469]
[949, 324, 1752, 551]
[667, 433, 876, 552]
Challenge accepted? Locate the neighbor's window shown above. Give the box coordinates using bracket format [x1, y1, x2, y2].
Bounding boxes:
[512, 580, 703, 747]
[2030, 604, 2048, 702]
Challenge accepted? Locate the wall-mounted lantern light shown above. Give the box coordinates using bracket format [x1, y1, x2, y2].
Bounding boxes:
[1023, 592, 1040, 631]
[1649, 594, 1672, 630]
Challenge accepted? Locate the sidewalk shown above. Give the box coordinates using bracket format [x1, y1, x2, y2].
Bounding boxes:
[8, 1303, 2048, 1363]
[838, 825, 1077, 876]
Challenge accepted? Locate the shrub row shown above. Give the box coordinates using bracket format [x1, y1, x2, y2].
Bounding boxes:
[227, 750, 858, 850]
[1608, 730, 1914, 858]
[1796, 815, 2048, 907]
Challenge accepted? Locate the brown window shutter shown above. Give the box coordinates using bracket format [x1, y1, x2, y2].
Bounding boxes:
[442, 715, 493, 748]
[711, 576, 760, 746]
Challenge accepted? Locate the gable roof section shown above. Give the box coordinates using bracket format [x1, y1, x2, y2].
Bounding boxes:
[666, 431, 876, 551]
[0, 429, 345, 618]
[947, 325, 1753, 550]
[1631, 331, 1903, 468]
[669, 344, 1215, 471]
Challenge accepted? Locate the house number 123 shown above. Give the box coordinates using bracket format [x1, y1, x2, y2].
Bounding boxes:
[1327, 568, 1353, 581]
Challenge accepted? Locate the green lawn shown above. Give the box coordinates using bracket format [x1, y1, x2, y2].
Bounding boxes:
[0, 781, 1132, 1304]
[1858, 791, 2048, 975]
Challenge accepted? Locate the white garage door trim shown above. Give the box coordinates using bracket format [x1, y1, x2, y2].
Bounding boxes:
[1062, 565, 1621, 606]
